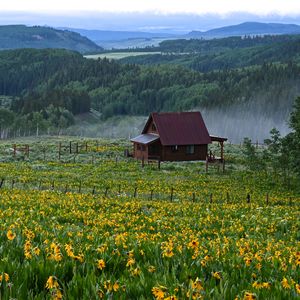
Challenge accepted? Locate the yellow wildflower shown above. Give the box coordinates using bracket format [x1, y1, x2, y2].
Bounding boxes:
[212, 271, 222, 280]
[104, 280, 112, 292]
[243, 292, 256, 300]
[281, 277, 291, 289]
[162, 248, 174, 258]
[97, 259, 106, 270]
[54, 289, 63, 300]
[164, 296, 177, 300]
[0, 273, 9, 282]
[113, 281, 119, 292]
[262, 282, 271, 289]
[188, 239, 199, 249]
[6, 230, 16, 241]
[45, 276, 59, 289]
[131, 267, 141, 276]
[244, 257, 252, 267]
[152, 286, 165, 300]
[34, 247, 41, 256]
[192, 277, 204, 291]
[148, 265, 156, 273]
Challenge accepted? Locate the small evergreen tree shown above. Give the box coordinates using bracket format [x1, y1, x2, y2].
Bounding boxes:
[285, 96, 300, 175]
[242, 138, 264, 171]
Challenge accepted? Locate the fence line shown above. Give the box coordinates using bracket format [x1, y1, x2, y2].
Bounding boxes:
[0, 177, 297, 206]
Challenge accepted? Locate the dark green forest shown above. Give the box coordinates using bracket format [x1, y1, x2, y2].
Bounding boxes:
[0, 36, 300, 135]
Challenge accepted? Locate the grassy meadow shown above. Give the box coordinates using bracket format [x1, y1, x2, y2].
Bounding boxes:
[0, 138, 299, 299]
[85, 52, 161, 60]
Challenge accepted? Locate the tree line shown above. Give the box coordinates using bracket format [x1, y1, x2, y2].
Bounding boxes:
[242, 96, 300, 180]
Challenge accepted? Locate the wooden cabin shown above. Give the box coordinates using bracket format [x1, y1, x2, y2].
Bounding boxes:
[131, 111, 225, 162]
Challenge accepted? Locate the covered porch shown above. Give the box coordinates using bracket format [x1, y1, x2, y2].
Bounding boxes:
[208, 135, 228, 162]
[130, 133, 161, 160]
[206, 135, 228, 172]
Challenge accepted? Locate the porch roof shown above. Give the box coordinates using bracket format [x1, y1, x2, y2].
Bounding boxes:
[130, 133, 160, 145]
[210, 135, 228, 142]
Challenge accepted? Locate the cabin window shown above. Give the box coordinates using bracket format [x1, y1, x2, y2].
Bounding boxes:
[137, 144, 141, 150]
[151, 124, 156, 131]
[141, 145, 146, 151]
[171, 145, 178, 152]
[186, 145, 195, 154]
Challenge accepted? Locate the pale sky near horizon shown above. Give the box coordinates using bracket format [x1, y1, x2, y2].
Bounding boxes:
[1, 0, 300, 15]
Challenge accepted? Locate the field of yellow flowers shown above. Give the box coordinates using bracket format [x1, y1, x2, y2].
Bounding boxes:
[0, 138, 299, 299]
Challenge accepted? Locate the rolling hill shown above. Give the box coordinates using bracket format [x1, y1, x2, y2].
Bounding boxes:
[186, 22, 300, 38]
[0, 25, 103, 53]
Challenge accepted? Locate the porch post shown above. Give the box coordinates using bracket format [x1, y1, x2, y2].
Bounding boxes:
[220, 141, 224, 161]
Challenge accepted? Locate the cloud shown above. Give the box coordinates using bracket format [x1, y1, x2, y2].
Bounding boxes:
[1, 0, 300, 15]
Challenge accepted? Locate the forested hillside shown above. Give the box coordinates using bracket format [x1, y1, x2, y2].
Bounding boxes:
[0, 47, 299, 140]
[0, 25, 103, 53]
[120, 35, 300, 72]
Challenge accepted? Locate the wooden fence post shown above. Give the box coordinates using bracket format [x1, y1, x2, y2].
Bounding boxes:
[69, 141, 72, 154]
[11, 179, 15, 189]
[266, 193, 269, 205]
[43, 148, 46, 161]
[0, 178, 4, 189]
[58, 142, 61, 160]
[92, 186, 96, 195]
[246, 193, 251, 204]
[210, 193, 213, 203]
[150, 189, 153, 200]
[170, 187, 174, 202]
[226, 192, 230, 203]
[192, 192, 195, 202]
[78, 181, 82, 193]
[133, 186, 137, 198]
[104, 187, 109, 197]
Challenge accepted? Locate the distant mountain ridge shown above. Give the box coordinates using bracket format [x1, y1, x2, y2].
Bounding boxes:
[61, 22, 300, 49]
[187, 22, 300, 38]
[59, 27, 175, 42]
[0, 25, 103, 53]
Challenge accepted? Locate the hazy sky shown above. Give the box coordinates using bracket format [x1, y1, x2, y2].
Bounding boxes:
[1, 1, 300, 32]
[1, 0, 300, 15]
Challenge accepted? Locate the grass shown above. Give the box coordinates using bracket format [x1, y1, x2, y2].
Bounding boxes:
[0, 137, 299, 299]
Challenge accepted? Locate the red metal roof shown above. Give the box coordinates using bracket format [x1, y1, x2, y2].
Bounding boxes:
[142, 112, 211, 146]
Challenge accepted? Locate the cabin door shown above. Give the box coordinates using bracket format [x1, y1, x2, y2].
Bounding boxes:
[148, 143, 160, 158]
